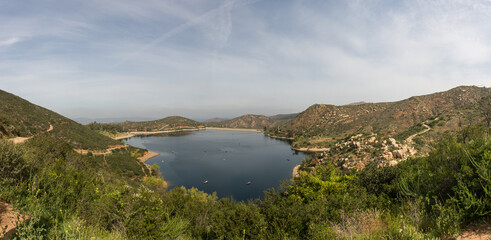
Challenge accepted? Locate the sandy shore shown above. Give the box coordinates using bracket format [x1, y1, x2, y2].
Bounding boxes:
[205, 127, 262, 132]
[112, 128, 201, 140]
[291, 147, 330, 152]
[112, 133, 136, 140]
[138, 151, 160, 162]
[266, 135, 294, 140]
[292, 165, 301, 178]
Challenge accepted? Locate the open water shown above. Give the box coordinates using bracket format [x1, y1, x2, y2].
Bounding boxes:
[124, 129, 307, 201]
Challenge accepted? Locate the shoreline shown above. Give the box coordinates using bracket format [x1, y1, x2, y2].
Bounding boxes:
[292, 165, 301, 178]
[112, 128, 202, 140]
[139, 151, 160, 162]
[205, 127, 262, 132]
[291, 147, 330, 152]
[266, 134, 294, 140]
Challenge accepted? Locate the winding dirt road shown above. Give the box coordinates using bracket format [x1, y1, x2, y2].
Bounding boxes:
[9, 124, 53, 144]
[405, 122, 431, 144]
[74, 145, 129, 156]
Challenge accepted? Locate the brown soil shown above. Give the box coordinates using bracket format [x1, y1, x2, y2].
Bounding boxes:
[291, 147, 330, 152]
[74, 144, 128, 155]
[8, 124, 53, 144]
[205, 127, 262, 132]
[457, 221, 491, 240]
[0, 202, 29, 239]
[138, 151, 160, 163]
[292, 165, 301, 178]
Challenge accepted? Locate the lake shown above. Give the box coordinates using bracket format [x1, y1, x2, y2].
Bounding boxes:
[124, 129, 307, 201]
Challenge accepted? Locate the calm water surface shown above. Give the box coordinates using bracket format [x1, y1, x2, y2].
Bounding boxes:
[125, 130, 307, 201]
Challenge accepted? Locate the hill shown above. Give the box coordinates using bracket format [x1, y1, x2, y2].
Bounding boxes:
[0, 90, 120, 149]
[116, 116, 203, 132]
[267, 86, 491, 168]
[206, 113, 298, 129]
[269, 86, 489, 139]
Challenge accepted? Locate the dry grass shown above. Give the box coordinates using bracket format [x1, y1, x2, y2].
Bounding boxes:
[329, 209, 385, 239]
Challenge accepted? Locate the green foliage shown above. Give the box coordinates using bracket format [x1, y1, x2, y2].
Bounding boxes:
[49, 122, 121, 150]
[117, 116, 202, 132]
[0, 90, 65, 137]
[87, 122, 124, 134]
[0, 140, 27, 185]
[104, 152, 147, 178]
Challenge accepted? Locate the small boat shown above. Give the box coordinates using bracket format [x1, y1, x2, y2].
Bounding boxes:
[246, 181, 252, 185]
[203, 180, 208, 184]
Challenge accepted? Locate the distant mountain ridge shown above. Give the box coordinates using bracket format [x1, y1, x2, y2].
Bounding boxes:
[205, 113, 298, 129]
[117, 116, 203, 132]
[203, 118, 229, 123]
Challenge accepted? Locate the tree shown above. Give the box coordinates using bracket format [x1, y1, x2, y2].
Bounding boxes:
[478, 95, 491, 129]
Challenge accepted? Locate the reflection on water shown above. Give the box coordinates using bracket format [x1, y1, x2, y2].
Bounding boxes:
[125, 129, 307, 201]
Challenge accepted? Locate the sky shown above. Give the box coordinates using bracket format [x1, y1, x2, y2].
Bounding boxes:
[1, 0, 490, 121]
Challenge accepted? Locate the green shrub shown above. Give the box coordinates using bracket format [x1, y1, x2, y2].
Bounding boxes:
[0, 140, 27, 185]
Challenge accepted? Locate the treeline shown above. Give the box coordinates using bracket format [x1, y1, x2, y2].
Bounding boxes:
[87, 122, 124, 134]
[1, 125, 490, 239]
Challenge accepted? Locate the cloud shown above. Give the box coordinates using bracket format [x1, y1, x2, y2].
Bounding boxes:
[0, 37, 21, 46]
[114, 0, 259, 66]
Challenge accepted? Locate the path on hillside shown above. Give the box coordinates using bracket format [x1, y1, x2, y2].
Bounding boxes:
[74, 144, 129, 156]
[405, 122, 431, 144]
[9, 124, 54, 144]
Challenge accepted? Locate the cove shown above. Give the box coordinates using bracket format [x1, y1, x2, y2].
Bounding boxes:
[124, 129, 307, 201]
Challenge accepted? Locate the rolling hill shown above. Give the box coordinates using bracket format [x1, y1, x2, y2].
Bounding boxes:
[0, 90, 120, 150]
[116, 116, 203, 132]
[206, 113, 298, 129]
[268, 86, 490, 140]
[266, 86, 491, 168]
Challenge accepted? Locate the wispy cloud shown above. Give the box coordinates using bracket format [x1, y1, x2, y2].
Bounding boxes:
[0, 37, 21, 46]
[114, 0, 258, 66]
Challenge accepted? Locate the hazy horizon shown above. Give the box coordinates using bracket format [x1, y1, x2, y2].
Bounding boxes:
[2, 0, 491, 120]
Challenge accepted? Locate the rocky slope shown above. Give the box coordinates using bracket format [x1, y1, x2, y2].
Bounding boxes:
[268, 86, 491, 168]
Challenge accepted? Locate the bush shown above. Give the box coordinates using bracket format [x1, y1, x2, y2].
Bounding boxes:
[0, 140, 27, 185]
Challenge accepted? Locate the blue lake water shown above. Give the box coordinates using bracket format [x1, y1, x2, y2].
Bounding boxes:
[124, 130, 307, 201]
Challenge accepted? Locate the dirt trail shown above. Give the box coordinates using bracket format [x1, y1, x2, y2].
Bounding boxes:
[9, 124, 54, 144]
[74, 144, 128, 156]
[406, 122, 431, 144]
